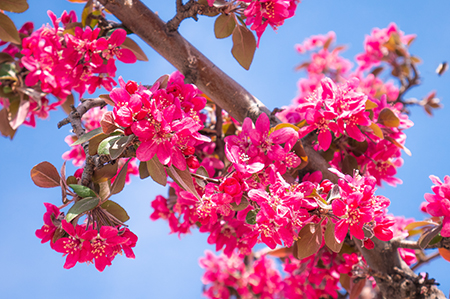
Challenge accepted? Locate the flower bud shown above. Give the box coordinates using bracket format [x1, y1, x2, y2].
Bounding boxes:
[125, 81, 138, 94]
[219, 177, 241, 197]
[187, 156, 200, 169]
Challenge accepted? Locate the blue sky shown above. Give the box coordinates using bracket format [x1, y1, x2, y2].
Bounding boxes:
[1, 0, 450, 298]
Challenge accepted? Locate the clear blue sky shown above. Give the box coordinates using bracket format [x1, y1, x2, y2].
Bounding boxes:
[1, 1, 450, 298]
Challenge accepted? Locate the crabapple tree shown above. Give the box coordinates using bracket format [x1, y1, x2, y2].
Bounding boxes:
[1, 0, 450, 298]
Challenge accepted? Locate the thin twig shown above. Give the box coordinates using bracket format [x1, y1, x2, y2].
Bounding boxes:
[411, 252, 441, 271]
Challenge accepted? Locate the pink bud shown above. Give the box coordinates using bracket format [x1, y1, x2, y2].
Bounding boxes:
[125, 81, 138, 94]
[219, 178, 241, 197]
[187, 156, 200, 169]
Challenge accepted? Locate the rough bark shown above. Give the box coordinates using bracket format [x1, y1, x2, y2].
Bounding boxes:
[98, 0, 447, 298]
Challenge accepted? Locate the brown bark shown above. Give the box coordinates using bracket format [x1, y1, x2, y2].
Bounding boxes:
[97, 0, 446, 298]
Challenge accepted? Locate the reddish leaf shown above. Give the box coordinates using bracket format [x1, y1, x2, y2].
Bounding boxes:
[369, 123, 384, 139]
[99, 94, 115, 107]
[378, 108, 400, 128]
[9, 96, 30, 130]
[0, 0, 28, 13]
[439, 248, 450, 262]
[120, 37, 148, 61]
[61, 93, 74, 115]
[138, 161, 150, 179]
[109, 158, 130, 195]
[341, 154, 358, 175]
[214, 13, 236, 39]
[0, 12, 20, 44]
[231, 24, 256, 70]
[93, 163, 119, 183]
[0, 108, 15, 139]
[167, 165, 200, 200]
[324, 218, 343, 253]
[30, 161, 61, 188]
[405, 220, 439, 231]
[294, 222, 323, 259]
[267, 247, 293, 258]
[146, 155, 167, 186]
[349, 278, 366, 299]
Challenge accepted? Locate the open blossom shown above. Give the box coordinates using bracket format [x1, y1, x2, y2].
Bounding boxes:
[105, 72, 210, 170]
[243, 0, 299, 46]
[35, 203, 61, 244]
[423, 175, 450, 237]
[50, 219, 137, 271]
[21, 10, 136, 99]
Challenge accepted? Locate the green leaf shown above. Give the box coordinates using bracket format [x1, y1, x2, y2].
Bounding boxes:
[65, 196, 99, 222]
[0, 12, 20, 44]
[110, 135, 134, 159]
[30, 161, 61, 188]
[324, 218, 343, 253]
[139, 161, 150, 179]
[120, 37, 148, 61]
[97, 135, 122, 156]
[245, 209, 257, 225]
[146, 155, 167, 186]
[0, 62, 16, 80]
[231, 24, 256, 70]
[101, 200, 130, 222]
[69, 184, 96, 198]
[71, 127, 104, 146]
[214, 13, 236, 39]
[110, 159, 130, 195]
[167, 165, 201, 200]
[0, 0, 28, 13]
[377, 108, 400, 128]
[294, 222, 323, 259]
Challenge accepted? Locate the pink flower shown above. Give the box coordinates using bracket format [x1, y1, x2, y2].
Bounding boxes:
[35, 203, 61, 244]
[424, 175, 450, 237]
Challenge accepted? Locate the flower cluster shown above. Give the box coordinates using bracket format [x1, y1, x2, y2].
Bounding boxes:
[105, 72, 210, 170]
[200, 251, 282, 299]
[356, 23, 416, 71]
[21, 10, 136, 100]
[242, 0, 299, 45]
[423, 175, 450, 237]
[331, 170, 394, 243]
[36, 203, 137, 271]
